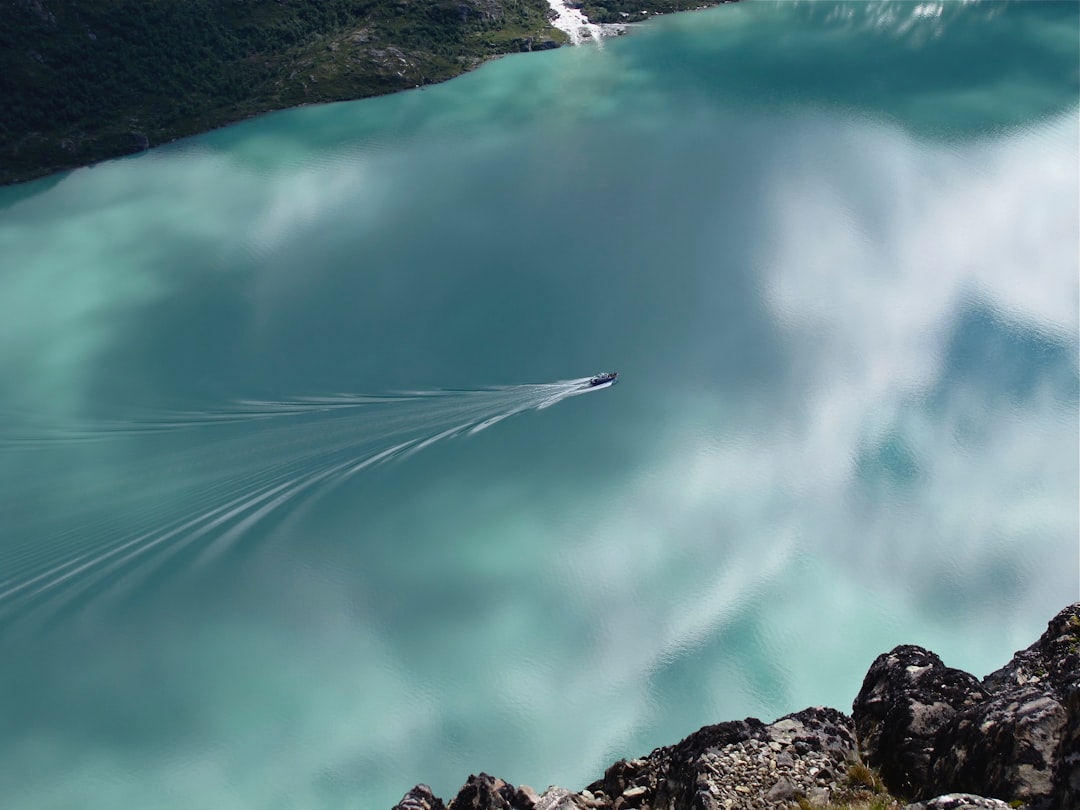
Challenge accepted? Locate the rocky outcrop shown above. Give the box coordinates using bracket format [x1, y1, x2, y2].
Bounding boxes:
[392, 709, 879, 810]
[584, 708, 862, 810]
[901, 795, 1012, 810]
[926, 605, 1080, 809]
[397, 784, 448, 810]
[854, 603, 1080, 809]
[509, 37, 562, 52]
[391, 604, 1079, 810]
[1055, 679, 1080, 810]
[851, 645, 989, 797]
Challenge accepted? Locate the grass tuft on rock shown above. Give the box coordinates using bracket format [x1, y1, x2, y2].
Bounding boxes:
[845, 763, 887, 794]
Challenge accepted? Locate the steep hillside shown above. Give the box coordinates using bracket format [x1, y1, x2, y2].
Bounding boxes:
[1, 0, 563, 184]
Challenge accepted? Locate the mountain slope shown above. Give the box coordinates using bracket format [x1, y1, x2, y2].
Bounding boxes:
[1, 0, 563, 183]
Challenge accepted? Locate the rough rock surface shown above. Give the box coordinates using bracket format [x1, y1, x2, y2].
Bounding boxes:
[1055, 675, 1080, 810]
[392, 604, 1079, 810]
[901, 794, 1012, 810]
[854, 603, 1080, 808]
[927, 604, 1080, 809]
[852, 645, 989, 797]
[392, 709, 869, 810]
[447, 774, 534, 810]
[396, 784, 448, 810]
[583, 707, 861, 810]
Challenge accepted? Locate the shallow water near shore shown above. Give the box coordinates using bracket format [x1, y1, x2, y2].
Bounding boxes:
[1, 2, 1078, 808]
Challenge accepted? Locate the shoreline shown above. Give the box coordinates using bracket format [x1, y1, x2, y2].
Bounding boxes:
[1, 1, 739, 187]
[545, 0, 629, 45]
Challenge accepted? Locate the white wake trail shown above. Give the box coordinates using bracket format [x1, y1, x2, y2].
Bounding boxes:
[0, 375, 615, 627]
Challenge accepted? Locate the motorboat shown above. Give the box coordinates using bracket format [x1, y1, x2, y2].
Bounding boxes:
[588, 371, 619, 387]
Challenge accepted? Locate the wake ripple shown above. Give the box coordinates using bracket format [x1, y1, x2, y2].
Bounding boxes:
[0, 376, 616, 629]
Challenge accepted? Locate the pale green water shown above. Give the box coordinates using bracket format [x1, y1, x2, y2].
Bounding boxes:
[1, 2, 1078, 808]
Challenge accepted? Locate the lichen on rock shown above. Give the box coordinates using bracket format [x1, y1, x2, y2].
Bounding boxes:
[391, 604, 1080, 810]
[854, 603, 1080, 810]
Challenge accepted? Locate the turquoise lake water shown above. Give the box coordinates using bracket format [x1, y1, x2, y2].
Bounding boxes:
[1, 2, 1078, 808]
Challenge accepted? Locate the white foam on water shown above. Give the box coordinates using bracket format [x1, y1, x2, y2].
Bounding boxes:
[545, 0, 625, 45]
[0, 376, 615, 629]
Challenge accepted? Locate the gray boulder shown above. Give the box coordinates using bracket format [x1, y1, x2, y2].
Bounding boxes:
[853, 603, 1080, 808]
[926, 604, 1080, 809]
[852, 645, 988, 797]
[394, 784, 447, 810]
[392, 604, 1079, 810]
[447, 773, 531, 810]
[584, 706, 863, 809]
[394, 709, 865, 810]
[902, 794, 1013, 810]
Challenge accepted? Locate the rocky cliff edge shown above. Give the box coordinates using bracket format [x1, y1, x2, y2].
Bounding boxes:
[392, 603, 1080, 810]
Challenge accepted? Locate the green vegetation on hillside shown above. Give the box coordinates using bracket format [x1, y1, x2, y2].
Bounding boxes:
[0, 0, 563, 184]
[1, 0, 737, 184]
[580, 0, 733, 24]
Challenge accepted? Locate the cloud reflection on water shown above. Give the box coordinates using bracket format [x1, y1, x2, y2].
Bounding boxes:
[0, 4, 1076, 810]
